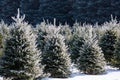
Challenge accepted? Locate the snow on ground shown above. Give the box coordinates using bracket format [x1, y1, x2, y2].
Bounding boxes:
[0, 65, 120, 80]
[43, 65, 120, 80]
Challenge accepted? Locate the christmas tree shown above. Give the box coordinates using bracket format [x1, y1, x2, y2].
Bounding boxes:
[113, 37, 120, 69]
[99, 29, 118, 64]
[0, 10, 43, 80]
[76, 27, 106, 74]
[42, 26, 71, 78]
[69, 25, 85, 64]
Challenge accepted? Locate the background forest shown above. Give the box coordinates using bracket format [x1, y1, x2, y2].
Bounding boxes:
[0, 0, 120, 80]
[0, 0, 120, 26]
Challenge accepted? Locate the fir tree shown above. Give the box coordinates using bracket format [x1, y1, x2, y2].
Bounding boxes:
[59, 24, 72, 45]
[69, 25, 85, 64]
[0, 21, 9, 57]
[99, 29, 118, 64]
[36, 22, 50, 52]
[114, 37, 120, 69]
[0, 33, 3, 56]
[76, 27, 106, 74]
[0, 10, 43, 80]
[42, 26, 71, 78]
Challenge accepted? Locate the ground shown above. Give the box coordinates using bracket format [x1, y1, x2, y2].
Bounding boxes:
[0, 65, 120, 80]
[42, 65, 120, 80]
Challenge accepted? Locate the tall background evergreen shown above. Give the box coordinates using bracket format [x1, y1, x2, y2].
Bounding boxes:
[0, 0, 120, 25]
[0, 0, 20, 24]
[20, 0, 40, 25]
[38, 0, 74, 26]
[71, 0, 120, 24]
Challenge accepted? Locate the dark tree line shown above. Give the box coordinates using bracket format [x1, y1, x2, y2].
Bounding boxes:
[0, 0, 120, 26]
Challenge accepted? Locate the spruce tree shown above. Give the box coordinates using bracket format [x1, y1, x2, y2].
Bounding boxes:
[76, 27, 106, 74]
[0, 10, 43, 80]
[42, 26, 71, 78]
[0, 33, 2, 48]
[99, 29, 118, 64]
[69, 26, 85, 64]
[36, 22, 50, 52]
[0, 32, 3, 56]
[59, 24, 72, 45]
[114, 37, 120, 69]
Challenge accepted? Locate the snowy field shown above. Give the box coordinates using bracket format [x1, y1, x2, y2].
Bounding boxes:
[0, 66, 120, 80]
[43, 65, 120, 80]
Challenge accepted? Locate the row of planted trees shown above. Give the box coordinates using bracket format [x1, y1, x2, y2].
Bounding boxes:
[0, 11, 120, 80]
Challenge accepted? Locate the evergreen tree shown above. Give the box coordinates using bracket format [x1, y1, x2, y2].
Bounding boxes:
[0, 21, 9, 57]
[59, 24, 72, 45]
[36, 22, 50, 52]
[0, 33, 3, 56]
[42, 26, 71, 78]
[99, 29, 118, 64]
[114, 37, 120, 69]
[76, 27, 106, 74]
[38, 0, 74, 26]
[0, 0, 20, 24]
[20, 0, 40, 25]
[0, 10, 43, 80]
[0, 33, 2, 48]
[0, 21, 10, 39]
[71, 0, 120, 25]
[69, 25, 85, 64]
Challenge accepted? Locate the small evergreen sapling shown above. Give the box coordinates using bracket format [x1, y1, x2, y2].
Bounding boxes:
[0, 10, 43, 80]
[76, 27, 106, 74]
[59, 24, 72, 45]
[69, 26, 85, 64]
[36, 22, 49, 52]
[99, 29, 118, 64]
[42, 26, 71, 78]
[114, 37, 120, 69]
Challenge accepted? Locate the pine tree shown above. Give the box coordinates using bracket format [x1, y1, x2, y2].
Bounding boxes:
[0, 21, 10, 39]
[59, 24, 72, 45]
[36, 22, 50, 52]
[76, 27, 106, 74]
[99, 29, 118, 64]
[0, 33, 2, 47]
[0, 33, 3, 56]
[42, 26, 71, 78]
[0, 10, 43, 80]
[0, 21, 9, 57]
[114, 37, 120, 69]
[69, 25, 85, 64]
[38, 0, 74, 26]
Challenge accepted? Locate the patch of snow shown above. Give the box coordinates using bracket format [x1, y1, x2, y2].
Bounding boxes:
[0, 65, 120, 80]
[0, 77, 3, 80]
[42, 65, 120, 80]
